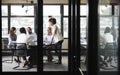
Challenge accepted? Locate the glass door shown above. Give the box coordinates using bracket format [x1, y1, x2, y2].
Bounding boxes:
[98, 0, 119, 75]
[42, 0, 69, 72]
[80, 0, 88, 72]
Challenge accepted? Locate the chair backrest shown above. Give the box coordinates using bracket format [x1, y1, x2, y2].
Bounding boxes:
[14, 43, 27, 57]
[104, 43, 114, 50]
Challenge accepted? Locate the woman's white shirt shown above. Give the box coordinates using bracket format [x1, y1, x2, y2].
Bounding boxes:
[16, 33, 27, 44]
[102, 33, 114, 45]
[50, 25, 63, 43]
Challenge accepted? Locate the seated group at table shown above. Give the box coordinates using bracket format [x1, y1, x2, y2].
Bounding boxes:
[8, 17, 64, 68]
[8, 26, 37, 67]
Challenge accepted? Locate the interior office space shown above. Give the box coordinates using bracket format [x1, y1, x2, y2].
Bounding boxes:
[1, 0, 120, 75]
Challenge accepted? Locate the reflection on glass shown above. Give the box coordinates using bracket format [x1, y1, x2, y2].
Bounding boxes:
[80, 0, 88, 72]
[80, 17, 88, 71]
[99, 5, 112, 15]
[114, 5, 119, 16]
[43, 5, 68, 71]
[2, 5, 8, 16]
[98, 1, 119, 73]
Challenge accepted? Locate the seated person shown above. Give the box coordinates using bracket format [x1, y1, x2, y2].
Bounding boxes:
[23, 27, 37, 67]
[99, 27, 114, 67]
[15, 27, 28, 67]
[43, 27, 56, 62]
[26, 27, 37, 46]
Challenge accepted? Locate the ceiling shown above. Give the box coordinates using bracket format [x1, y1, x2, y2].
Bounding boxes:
[2, 0, 119, 4]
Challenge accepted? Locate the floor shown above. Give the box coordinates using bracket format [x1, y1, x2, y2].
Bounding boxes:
[2, 56, 68, 72]
[2, 56, 118, 72]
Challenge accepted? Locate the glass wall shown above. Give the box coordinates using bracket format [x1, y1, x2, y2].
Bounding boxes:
[98, 0, 119, 73]
[80, 3, 88, 71]
[2, 5, 8, 37]
[43, 4, 68, 71]
[2, 4, 37, 72]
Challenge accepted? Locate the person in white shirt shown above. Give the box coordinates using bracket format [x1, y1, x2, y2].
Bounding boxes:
[100, 27, 114, 67]
[43, 27, 55, 62]
[49, 18, 64, 64]
[15, 27, 28, 67]
[101, 27, 114, 48]
[43, 27, 55, 45]
[27, 27, 37, 46]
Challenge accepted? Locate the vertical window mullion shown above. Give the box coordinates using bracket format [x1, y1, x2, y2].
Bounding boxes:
[88, 0, 99, 75]
[8, 5, 10, 33]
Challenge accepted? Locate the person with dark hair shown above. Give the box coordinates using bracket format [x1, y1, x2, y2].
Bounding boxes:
[102, 27, 113, 45]
[49, 18, 64, 64]
[15, 27, 28, 67]
[43, 27, 56, 62]
[26, 27, 37, 45]
[100, 27, 114, 67]
[8, 27, 17, 48]
[22, 27, 37, 68]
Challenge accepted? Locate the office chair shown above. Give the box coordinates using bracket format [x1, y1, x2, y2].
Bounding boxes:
[100, 43, 116, 70]
[43, 41, 63, 64]
[2, 40, 15, 63]
[13, 43, 30, 70]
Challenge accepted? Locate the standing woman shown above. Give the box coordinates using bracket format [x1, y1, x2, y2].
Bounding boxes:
[49, 18, 64, 64]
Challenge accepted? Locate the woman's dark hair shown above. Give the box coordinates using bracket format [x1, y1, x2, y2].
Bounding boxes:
[9, 28, 17, 41]
[11, 27, 16, 31]
[49, 18, 56, 24]
[9, 27, 16, 36]
[19, 27, 26, 34]
[104, 27, 111, 34]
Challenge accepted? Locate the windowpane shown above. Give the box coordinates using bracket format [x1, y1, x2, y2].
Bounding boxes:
[2, 5, 8, 16]
[80, 5, 87, 16]
[98, 1, 119, 73]
[80, 17, 87, 38]
[11, 17, 34, 34]
[43, 5, 61, 36]
[100, 17, 112, 35]
[43, 5, 68, 71]
[114, 5, 119, 16]
[114, 17, 119, 28]
[64, 5, 68, 16]
[99, 5, 112, 15]
[2, 18, 8, 37]
[80, 17, 88, 71]
[63, 18, 68, 38]
[43, 5, 60, 16]
[11, 5, 34, 16]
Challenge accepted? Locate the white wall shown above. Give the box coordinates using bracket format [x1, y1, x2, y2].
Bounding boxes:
[62, 39, 68, 49]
